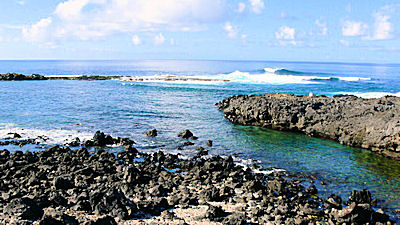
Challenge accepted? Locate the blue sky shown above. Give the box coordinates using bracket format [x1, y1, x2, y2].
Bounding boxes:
[0, 0, 399, 63]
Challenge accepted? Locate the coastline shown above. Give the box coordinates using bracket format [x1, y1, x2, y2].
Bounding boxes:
[0, 130, 396, 224]
[217, 93, 400, 160]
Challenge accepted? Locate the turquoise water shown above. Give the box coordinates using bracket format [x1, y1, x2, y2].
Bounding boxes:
[0, 60, 400, 212]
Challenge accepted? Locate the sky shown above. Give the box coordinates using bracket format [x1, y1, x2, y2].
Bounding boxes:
[0, 0, 399, 63]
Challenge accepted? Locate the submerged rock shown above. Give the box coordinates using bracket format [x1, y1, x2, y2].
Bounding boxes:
[217, 93, 400, 159]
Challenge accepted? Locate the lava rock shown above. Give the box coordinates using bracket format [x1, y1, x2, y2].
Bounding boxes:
[178, 129, 198, 139]
[145, 129, 158, 137]
[217, 93, 400, 159]
[4, 198, 43, 220]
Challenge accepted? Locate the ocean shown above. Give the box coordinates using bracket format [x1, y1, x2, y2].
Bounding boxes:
[1, 60, 400, 211]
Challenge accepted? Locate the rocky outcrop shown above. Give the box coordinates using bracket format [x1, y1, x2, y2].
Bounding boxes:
[0, 131, 394, 224]
[217, 93, 400, 159]
[0, 73, 47, 81]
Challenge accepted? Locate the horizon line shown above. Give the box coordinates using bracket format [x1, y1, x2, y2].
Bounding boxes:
[0, 58, 399, 66]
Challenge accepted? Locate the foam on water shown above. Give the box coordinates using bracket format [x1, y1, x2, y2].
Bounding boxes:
[215, 70, 371, 85]
[215, 70, 320, 84]
[334, 91, 400, 98]
[0, 123, 93, 145]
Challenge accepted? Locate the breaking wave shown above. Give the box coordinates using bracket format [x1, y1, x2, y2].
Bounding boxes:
[215, 69, 372, 85]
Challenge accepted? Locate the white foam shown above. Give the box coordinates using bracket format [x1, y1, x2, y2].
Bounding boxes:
[338, 77, 371, 82]
[264, 67, 284, 73]
[333, 91, 400, 98]
[116, 69, 372, 86]
[233, 156, 286, 175]
[0, 124, 93, 145]
[216, 70, 321, 84]
[119, 74, 226, 85]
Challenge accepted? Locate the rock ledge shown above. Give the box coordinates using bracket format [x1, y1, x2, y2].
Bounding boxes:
[217, 93, 400, 159]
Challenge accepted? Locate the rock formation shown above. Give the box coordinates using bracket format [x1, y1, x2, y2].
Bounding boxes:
[217, 93, 400, 159]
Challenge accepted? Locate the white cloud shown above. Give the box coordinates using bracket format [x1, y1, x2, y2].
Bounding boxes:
[22, 17, 52, 42]
[54, 0, 92, 20]
[17, 1, 25, 5]
[363, 10, 393, 40]
[23, 0, 228, 42]
[224, 22, 238, 38]
[132, 35, 141, 45]
[249, 0, 264, 14]
[237, 2, 246, 13]
[154, 33, 166, 45]
[342, 21, 367, 36]
[275, 26, 295, 40]
[315, 19, 327, 36]
[275, 25, 296, 46]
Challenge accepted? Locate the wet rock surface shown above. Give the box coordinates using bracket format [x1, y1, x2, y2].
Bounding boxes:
[0, 131, 395, 224]
[217, 93, 400, 159]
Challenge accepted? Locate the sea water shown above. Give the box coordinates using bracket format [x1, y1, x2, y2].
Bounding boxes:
[0, 60, 400, 212]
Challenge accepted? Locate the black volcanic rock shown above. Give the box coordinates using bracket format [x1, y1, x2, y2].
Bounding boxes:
[178, 129, 198, 139]
[0, 73, 47, 81]
[0, 132, 394, 224]
[217, 93, 400, 159]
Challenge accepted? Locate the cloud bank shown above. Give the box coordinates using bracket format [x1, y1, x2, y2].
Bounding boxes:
[23, 0, 265, 43]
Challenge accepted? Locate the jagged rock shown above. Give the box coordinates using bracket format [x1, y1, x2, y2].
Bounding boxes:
[203, 205, 229, 221]
[217, 93, 400, 159]
[67, 137, 81, 147]
[0, 73, 47, 81]
[53, 177, 74, 190]
[268, 179, 287, 195]
[324, 194, 342, 209]
[39, 207, 79, 225]
[93, 131, 114, 146]
[347, 189, 372, 205]
[82, 216, 117, 225]
[178, 129, 198, 139]
[4, 198, 43, 220]
[7, 132, 21, 138]
[223, 213, 246, 225]
[0, 131, 393, 225]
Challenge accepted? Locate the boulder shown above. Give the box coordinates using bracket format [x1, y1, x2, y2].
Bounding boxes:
[178, 129, 198, 139]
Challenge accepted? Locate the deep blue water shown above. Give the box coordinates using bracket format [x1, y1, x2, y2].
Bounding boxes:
[0, 60, 400, 213]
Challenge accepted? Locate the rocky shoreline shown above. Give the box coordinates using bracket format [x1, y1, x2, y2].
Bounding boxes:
[0, 73, 229, 82]
[0, 130, 396, 224]
[217, 93, 400, 159]
[0, 73, 47, 81]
